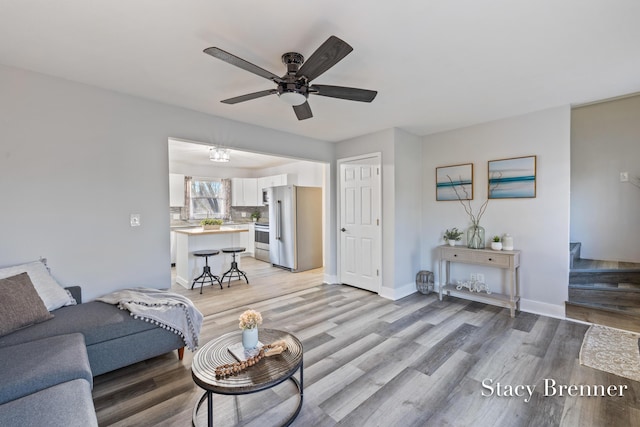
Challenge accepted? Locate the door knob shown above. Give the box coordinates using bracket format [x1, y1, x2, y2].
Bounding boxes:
[341, 228, 346, 232]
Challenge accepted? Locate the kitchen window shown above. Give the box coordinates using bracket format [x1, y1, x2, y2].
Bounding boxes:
[188, 177, 231, 219]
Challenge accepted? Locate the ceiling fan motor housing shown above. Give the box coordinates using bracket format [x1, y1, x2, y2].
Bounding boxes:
[279, 52, 308, 102]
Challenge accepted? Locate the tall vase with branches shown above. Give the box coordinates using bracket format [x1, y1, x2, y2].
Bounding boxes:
[447, 174, 500, 249]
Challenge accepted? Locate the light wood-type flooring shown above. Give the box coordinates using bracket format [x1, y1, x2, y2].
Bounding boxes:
[92, 257, 640, 426]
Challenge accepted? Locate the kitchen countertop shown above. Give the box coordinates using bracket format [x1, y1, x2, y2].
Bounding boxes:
[173, 227, 249, 235]
[170, 221, 257, 229]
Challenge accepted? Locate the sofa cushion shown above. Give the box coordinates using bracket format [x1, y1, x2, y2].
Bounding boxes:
[0, 333, 92, 405]
[0, 379, 98, 427]
[0, 272, 53, 337]
[0, 301, 160, 349]
[0, 260, 76, 311]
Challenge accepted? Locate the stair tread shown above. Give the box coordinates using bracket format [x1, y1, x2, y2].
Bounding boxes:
[566, 301, 640, 314]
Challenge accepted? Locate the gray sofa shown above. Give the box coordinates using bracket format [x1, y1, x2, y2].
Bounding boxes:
[0, 286, 185, 426]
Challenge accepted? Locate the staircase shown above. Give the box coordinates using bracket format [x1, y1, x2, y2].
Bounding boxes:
[566, 242, 640, 332]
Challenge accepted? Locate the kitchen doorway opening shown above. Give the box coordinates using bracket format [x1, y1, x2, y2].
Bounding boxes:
[167, 137, 329, 295]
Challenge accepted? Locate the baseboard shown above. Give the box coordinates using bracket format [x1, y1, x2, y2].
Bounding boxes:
[379, 281, 417, 301]
[519, 298, 566, 320]
[323, 273, 339, 285]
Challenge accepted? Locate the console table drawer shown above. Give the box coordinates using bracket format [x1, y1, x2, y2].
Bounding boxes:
[472, 252, 511, 268]
[439, 247, 475, 263]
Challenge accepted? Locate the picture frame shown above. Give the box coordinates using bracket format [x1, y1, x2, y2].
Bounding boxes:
[488, 155, 536, 199]
[436, 163, 473, 201]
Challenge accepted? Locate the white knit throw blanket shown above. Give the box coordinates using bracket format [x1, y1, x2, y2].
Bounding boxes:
[96, 288, 203, 351]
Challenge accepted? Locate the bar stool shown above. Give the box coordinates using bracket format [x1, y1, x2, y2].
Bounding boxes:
[191, 250, 223, 294]
[220, 247, 249, 287]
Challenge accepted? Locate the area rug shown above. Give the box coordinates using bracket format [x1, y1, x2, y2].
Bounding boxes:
[579, 325, 640, 381]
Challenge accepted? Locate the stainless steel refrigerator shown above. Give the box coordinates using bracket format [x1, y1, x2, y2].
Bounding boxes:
[267, 185, 322, 272]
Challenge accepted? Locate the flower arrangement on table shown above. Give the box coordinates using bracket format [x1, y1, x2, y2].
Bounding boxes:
[239, 309, 262, 330]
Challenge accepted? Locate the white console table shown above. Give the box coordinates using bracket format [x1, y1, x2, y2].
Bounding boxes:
[438, 245, 521, 317]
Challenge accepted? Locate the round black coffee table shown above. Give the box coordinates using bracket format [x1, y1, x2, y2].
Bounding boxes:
[191, 328, 303, 427]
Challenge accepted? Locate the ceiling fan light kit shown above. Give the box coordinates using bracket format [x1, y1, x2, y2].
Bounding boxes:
[204, 36, 377, 120]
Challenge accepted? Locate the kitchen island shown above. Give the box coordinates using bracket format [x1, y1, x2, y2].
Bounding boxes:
[174, 227, 248, 289]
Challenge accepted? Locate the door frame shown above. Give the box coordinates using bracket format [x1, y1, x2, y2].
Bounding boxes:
[336, 152, 382, 291]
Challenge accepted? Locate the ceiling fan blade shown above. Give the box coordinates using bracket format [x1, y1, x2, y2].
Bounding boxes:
[296, 36, 353, 81]
[293, 102, 313, 120]
[221, 89, 277, 104]
[204, 47, 282, 83]
[310, 84, 377, 102]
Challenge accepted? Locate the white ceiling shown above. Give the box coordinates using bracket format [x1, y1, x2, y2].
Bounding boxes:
[1, 1, 639, 142]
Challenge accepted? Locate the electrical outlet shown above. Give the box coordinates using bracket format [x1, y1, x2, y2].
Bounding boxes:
[241, 212, 247, 217]
[620, 172, 629, 182]
[477, 273, 485, 283]
[470, 273, 477, 282]
[130, 213, 141, 227]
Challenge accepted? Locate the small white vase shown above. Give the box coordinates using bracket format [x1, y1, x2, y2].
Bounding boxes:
[242, 327, 259, 350]
[491, 242, 503, 251]
[502, 234, 514, 251]
[448, 239, 457, 246]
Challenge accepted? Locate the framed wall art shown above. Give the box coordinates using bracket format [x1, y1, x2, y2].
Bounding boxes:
[488, 155, 536, 199]
[436, 163, 473, 201]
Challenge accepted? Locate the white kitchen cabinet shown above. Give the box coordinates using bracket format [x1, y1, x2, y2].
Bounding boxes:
[231, 178, 259, 206]
[243, 178, 259, 206]
[169, 173, 185, 207]
[170, 230, 177, 264]
[246, 223, 255, 256]
[257, 174, 294, 191]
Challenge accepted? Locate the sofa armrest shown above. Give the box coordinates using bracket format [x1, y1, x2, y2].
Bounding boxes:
[65, 286, 82, 304]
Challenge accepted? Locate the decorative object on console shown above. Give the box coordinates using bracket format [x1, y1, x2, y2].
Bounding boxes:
[488, 155, 536, 199]
[436, 163, 473, 201]
[456, 279, 491, 294]
[443, 227, 464, 246]
[502, 233, 514, 250]
[443, 168, 500, 249]
[491, 236, 502, 251]
[239, 309, 262, 350]
[467, 223, 485, 249]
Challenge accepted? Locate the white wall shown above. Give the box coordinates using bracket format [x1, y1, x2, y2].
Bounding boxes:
[0, 64, 336, 301]
[571, 95, 640, 263]
[391, 129, 423, 298]
[421, 106, 571, 317]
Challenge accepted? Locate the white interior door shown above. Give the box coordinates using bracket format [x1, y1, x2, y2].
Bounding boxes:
[339, 155, 381, 293]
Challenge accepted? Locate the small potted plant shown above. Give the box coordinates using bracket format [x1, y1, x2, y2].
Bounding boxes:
[491, 235, 502, 251]
[250, 210, 261, 222]
[201, 218, 224, 230]
[443, 228, 464, 246]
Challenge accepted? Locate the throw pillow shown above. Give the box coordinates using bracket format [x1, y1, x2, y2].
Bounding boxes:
[0, 272, 54, 337]
[0, 260, 76, 311]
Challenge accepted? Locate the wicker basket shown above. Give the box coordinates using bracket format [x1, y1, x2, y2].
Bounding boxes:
[416, 270, 434, 295]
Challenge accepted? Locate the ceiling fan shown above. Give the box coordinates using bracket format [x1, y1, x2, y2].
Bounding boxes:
[203, 36, 377, 120]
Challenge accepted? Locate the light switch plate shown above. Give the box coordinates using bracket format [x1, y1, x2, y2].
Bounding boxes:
[130, 214, 141, 227]
[620, 172, 629, 182]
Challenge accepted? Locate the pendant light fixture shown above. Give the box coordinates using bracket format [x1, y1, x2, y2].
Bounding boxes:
[209, 146, 230, 162]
